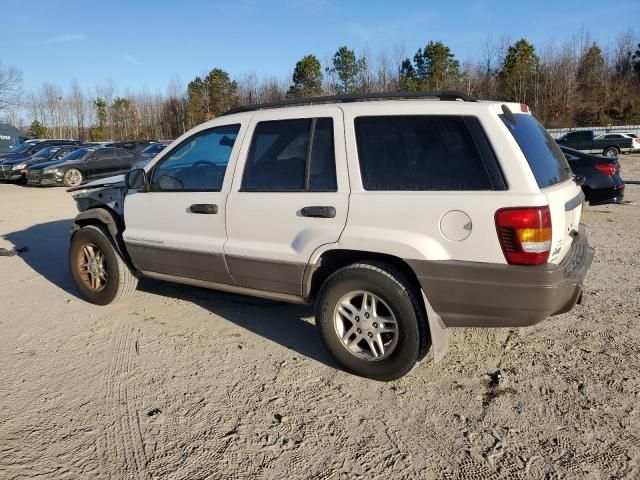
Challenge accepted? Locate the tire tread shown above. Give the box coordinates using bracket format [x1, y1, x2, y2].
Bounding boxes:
[71, 225, 138, 304]
[315, 260, 430, 380]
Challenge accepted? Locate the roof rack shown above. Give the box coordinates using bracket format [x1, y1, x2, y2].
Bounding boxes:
[222, 90, 476, 116]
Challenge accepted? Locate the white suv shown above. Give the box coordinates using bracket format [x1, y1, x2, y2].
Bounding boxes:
[68, 92, 593, 380]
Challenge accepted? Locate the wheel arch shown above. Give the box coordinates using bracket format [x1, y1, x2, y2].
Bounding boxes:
[72, 207, 135, 270]
[303, 248, 422, 303]
[603, 145, 620, 154]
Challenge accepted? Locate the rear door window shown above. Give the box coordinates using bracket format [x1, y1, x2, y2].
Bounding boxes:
[354, 115, 493, 191]
[241, 118, 337, 192]
[500, 114, 571, 188]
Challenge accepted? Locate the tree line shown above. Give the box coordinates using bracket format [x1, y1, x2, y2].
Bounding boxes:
[1, 30, 640, 141]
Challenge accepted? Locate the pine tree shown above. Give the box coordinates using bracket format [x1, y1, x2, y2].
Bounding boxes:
[27, 120, 47, 138]
[422, 41, 461, 90]
[576, 42, 607, 124]
[327, 46, 362, 93]
[288, 55, 323, 98]
[499, 39, 539, 103]
[399, 58, 418, 91]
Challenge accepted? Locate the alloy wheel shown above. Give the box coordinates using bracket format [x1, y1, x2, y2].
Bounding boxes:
[77, 243, 108, 291]
[333, 290, 399, 361]
[65, 169, 82, 186]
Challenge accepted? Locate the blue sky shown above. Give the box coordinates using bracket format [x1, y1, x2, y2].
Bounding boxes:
[1, 0, 638, 94]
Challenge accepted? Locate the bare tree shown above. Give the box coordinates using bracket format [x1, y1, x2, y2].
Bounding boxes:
[0, 62, 23, 115]
[69, 79, 89, 140]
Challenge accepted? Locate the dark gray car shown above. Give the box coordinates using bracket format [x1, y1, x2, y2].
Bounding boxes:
[27, 147, 143, 187]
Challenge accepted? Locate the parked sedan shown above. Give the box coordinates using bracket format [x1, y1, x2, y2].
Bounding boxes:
[4, 145, 82, 182]
[133, 141, 172, 169]
[27, 147, 143, 187]
[139, 141, 171, 158]
[0, 139, 80, 163]
[106, 140, 156, 153]
[561, 146, 624, 205]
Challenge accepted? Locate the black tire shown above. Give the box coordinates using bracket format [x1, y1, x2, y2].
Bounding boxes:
[69, 225, 138, 305]
[315, 261, 430, 381]
[63, 168, 83, 187]
[603, 146, 619, 157]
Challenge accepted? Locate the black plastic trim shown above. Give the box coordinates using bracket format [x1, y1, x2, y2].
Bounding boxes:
[565, 190, 585, 211]
[464, 116, 508, 191]
[223, 90, 476, 115]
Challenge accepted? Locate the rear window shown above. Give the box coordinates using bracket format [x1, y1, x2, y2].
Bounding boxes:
[501, 114, 571, 188]
[354, 115, 493, 191]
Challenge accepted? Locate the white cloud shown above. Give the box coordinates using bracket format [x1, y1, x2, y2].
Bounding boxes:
[122, 54, 141, 66]
[42, 33, 86, 44]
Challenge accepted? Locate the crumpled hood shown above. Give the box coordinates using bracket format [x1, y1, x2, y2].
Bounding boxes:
[67, 174, 125, 192]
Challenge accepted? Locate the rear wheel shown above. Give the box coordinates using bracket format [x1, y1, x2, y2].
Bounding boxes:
[63, 168, 83, 187]
[69, 225, 138, 305]
[603, 146, 619, 157]
[315, 262, 429, 381]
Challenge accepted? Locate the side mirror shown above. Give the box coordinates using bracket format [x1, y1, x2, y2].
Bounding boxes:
[126, 168, 148, 190]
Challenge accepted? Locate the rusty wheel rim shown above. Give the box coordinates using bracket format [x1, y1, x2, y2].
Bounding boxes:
[77, 243, 108, 291]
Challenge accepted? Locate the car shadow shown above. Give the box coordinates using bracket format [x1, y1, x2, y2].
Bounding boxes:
[2, 218, 79, 296]
[3, 219, 337, 369]
[138, 279, 337, 369]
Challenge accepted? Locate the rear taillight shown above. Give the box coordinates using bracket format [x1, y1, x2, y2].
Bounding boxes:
[520, 103, 529, 112]
[495, 206, 552, 265]
[595, 163, 617, 175]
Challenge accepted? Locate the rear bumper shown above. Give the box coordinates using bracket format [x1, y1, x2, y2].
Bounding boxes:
[585, 185, 624, 205]
[409, 224, 594, 327]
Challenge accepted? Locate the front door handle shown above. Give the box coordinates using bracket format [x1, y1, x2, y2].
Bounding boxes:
[189, 203, 218, 214]
[301, 206, 336, 218]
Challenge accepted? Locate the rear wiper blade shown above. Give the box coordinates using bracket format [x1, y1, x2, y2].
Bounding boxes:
[501, 104, 518, 124]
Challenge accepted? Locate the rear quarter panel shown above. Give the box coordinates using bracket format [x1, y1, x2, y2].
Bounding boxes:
[334, 103, 547, 264]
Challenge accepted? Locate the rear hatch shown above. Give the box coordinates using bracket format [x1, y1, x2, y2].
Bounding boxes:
[500, 110, 583, 263]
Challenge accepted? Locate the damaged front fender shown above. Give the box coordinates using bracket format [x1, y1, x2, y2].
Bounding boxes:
[68, 176, 127, 216]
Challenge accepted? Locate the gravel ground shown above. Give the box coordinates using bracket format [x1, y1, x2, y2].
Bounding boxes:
[1, 156, 639, 479]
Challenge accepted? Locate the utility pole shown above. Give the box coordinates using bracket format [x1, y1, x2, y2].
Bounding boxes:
[56, 96, 63, 138]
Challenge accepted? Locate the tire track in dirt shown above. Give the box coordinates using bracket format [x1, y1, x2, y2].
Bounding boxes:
[98, 320, 149, 479]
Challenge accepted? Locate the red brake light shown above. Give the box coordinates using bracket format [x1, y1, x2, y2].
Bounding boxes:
[495, 206, 552, 265]
[595, 163, 617, 175]
[520, 103, 529, 112]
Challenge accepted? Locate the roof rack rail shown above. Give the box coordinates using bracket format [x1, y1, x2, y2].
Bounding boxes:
[222, 90, 476, 116]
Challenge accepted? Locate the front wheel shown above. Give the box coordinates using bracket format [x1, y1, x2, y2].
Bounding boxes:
[603, 146, 619, 157]
[315, 262, 429, 381]
[69, 225, 138, 305]
[63, 168, 83, 187]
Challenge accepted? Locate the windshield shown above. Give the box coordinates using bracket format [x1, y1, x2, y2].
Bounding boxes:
[10, 143, 32, 153]
[500, 113, 572, 188]
[62, 148, 93, 161]
[33, 146, 59, 158]
[141, 143, 166, 154]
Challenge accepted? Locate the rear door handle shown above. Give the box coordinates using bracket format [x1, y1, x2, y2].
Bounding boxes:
[189, 203, 218, 214]
[301, 206, 336, 218]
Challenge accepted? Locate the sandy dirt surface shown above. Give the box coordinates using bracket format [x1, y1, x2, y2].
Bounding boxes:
[1, 156, 639, 479]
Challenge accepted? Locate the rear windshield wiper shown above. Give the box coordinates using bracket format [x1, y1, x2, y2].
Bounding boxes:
[501, 104, 518, 125]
